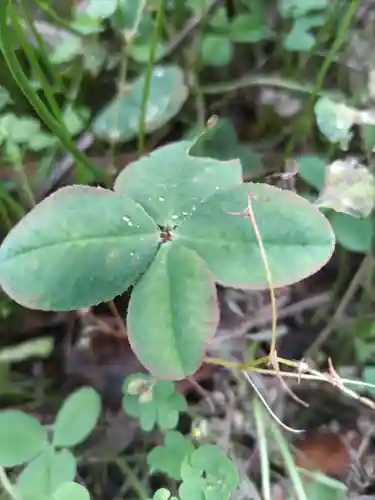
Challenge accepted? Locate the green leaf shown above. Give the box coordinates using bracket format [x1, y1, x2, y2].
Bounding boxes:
[297, 154, 327, 190]
[179, 445, 238, 500]
[190, 117, 242, 161]
[279, 0, 329, 18]
[0, 186, 160, 310]
[0, 410, 47, 466]
[284, 22, 316, 52]
[363, 367, 375, 396]
[148, 431, 195, 480]
[93, 66, 188, 143]
[130, 42, 166, 63]
[29, 132, 58, 151]
[189, 117, 263, 176]
[53, 387, 101, 447]
[62, 105, 89, 136]
[209, 8, 229, 28]
[0, 86, 12, 110]
[329, 212, 374, 253]
[229, 14, 272, 43]
[113, 0, 150, 36]
[17, 447, 76, 500]
[85, 0, 118, 18]
[174, 183, 335, 289]
[123, 374, 187, 431]
[314, 96, 355, 149]
[201, 35, 233, 66]
[0, 114, 40, 145]
[128, 244, 218, 379]
[114, 140, 242, 227]
[71, 13, 103, 35]
[316, 158, 375, 217]
[50, 36, 82, 64]
[52, 482, 90, 500]
[361, 124, 375, 153]
[151, 489, 178, 500]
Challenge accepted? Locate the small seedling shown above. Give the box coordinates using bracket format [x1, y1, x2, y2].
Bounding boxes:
[123, 374, 187, 431]
[148, 430, 194, 480]
[179, 444, 238, 500]
[0, 387, 100, 500]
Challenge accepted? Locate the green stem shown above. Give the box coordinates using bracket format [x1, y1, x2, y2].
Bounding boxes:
[253, 400, 271, 500]
[0, 0, 108, 184]
[201, 74, 329, 96]
[115, 458, 148, 500]
[137, 0, 165, 154]
[269, 422, 308, 500]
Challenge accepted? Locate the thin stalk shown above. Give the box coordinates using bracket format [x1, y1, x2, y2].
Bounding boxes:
[204, 355, 269, 370]
[201, 74, 327, 96]
[115, 458, 148, 500]
[137, 0, 165, 153]
[269, 422, 309, 500]
[253, 400, 272, 500]
[244, 195, 277, 356]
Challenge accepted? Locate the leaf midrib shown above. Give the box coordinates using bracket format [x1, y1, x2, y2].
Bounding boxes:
[0, 232, 159, 264]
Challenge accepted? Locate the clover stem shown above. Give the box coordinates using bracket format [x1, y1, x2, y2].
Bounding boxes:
[244, 194, 277, 358]
[204, 355, 269, 370]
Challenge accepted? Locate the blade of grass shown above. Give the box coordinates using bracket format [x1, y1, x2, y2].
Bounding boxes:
[18, 0, 64, 93]
[9, 6, 62, 121]
[269, 420, 309, 500]
[253, 399, 271, 500]
[0, 0, 108, 184]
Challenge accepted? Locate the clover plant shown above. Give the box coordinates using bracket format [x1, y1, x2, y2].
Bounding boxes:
[0, 387, 99, 500]
[123, 374, 187, 431]
[122, 372, 239, 500]
[0, 131, 335, 380]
